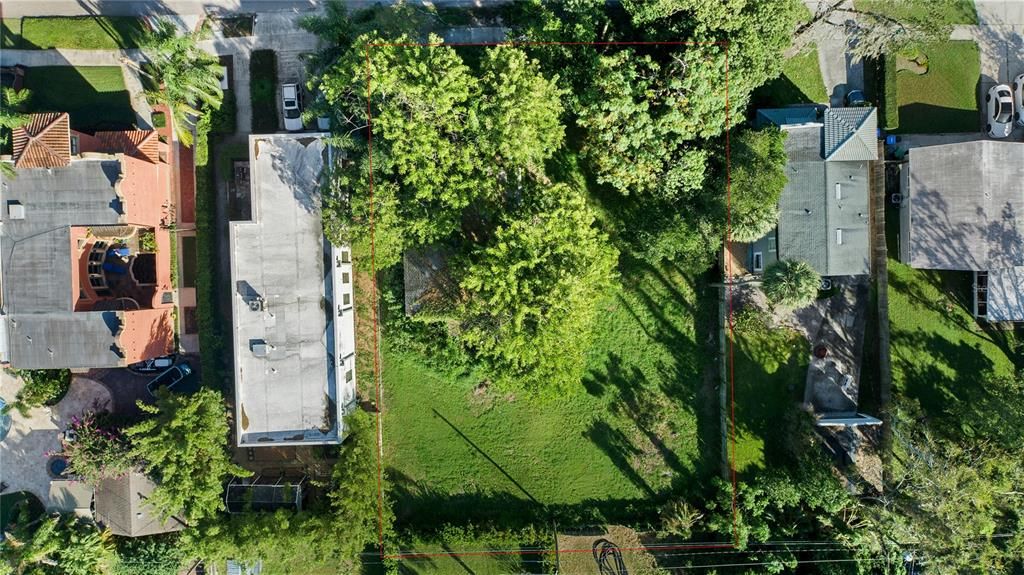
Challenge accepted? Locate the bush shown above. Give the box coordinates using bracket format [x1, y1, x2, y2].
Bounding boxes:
[139, 229, 157, 252]
[112, 536, 184, 575]
[7, 369, 71, 414]
[882, 54, 899, 130]
[250, 50, 279, 133]
[62, 411, 135, 485]
[151, 111, 166, 128]
[210, 89, 236, 135]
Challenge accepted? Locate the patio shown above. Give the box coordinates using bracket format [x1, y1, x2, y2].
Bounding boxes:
[0, 371, 111, 509]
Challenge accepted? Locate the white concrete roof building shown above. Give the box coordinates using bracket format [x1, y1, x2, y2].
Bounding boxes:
[229, 134, 357, 447]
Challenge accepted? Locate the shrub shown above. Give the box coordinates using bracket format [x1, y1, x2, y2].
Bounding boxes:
[62, 411, 135, 485]
[210, 89, 236, 134]
[139, 229, 157, 252]
[762, 259, 820, 309]
[882, 54, 899, 130]
[6, 369, 71, 414]
[151, 111, 166, 128]
[250, 50, 279, 133]
[112, 536, 184, 575]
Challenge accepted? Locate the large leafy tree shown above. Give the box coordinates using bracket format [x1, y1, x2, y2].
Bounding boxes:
[125, 388, 250, 523]
[141, 19, 223, 146]
[457, 185, 618, 391]
[762, 259, 820, 308]
[1, 512, 114, 575]
[728, 126, 788, 242]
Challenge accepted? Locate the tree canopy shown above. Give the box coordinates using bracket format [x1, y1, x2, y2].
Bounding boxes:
[728, 126, 788, 243]
[125, 388, 249, 523]
[762, 259, 820, 308]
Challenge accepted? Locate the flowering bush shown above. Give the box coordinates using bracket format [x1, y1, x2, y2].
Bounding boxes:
[62, 412, 136, 485]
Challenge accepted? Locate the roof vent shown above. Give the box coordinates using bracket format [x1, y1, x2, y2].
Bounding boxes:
[250, 339, 269, 358]
[8, 201, 25, 220]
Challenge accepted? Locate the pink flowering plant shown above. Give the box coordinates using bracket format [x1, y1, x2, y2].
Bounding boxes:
[61, 411, 136, 484]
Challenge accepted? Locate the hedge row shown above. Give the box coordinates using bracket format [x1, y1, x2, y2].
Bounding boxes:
[882, 54, 899, 130]
[249, 49, 279, 133]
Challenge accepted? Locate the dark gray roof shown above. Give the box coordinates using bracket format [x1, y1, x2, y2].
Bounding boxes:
[1, 161, 125, 368]
[775, 125, 871, 276]
[403, 246, 453, 316]
[823, 108, 878, 161]
[94, 471, 185, 537]
[756, 107, 820, 128]
[7, 312, 123, 369]
[906, 141, 1024, 270]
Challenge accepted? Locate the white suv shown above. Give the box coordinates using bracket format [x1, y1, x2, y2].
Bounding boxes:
[281, 83, 303, 131]
[1012, 73, 1024, 127]
[985, 84, 1013, 138]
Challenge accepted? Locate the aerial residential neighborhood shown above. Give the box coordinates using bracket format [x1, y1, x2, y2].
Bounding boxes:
[0, 1, 1021, 574]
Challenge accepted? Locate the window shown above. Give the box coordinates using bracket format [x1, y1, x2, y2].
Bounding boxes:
[70, 135, 79, 156]
[753, 252, 764, 272]
[835, 182, 842, 200]
[768, 236, 776, 253]
[340, 250, 350, 263]
[342, 272, 350, 284]
[836, 229, 843, 245]
[345, 369, 354, 382]
[342, 293, 350, 306]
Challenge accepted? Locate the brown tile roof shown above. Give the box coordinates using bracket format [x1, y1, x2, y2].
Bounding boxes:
[12, 112, 71, 169]
[92, 130, 161, 163]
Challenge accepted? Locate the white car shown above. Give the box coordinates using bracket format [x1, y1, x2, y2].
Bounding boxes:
[281, 83, 303, 131]
[1013, 73, 1024, 127]
[985, 84, 1013, 138]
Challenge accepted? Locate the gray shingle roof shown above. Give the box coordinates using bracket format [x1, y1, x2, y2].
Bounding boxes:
[824, 108, 878, 162]
[906, 141, 1024, 271]
[94, 471, 186, 537]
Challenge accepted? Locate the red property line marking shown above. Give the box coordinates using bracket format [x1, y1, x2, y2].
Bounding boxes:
[366, 40, 737, 560]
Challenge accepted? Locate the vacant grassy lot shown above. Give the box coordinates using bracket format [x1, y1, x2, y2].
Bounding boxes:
[24, 66, 135, 132]
[729, 314, 808, 474]
[891, 41, 980, 133]
[383, 260, 718, 531]
[2, 17, 148, 49]
[888, 261, 1022, 434]
[754, 46, 828, 107]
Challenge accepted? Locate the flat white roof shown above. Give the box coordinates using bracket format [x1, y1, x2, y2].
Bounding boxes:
[229, 134, 356, 447]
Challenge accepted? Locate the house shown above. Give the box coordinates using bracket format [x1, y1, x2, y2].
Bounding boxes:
[751, 106, 877, 277]
[93, 471, 186, 537]
[0, 113, 176, 368]
[899, 139, 1024, 321]
[229, 133, 357, 447]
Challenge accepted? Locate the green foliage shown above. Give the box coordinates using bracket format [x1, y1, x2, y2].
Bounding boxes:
[457, 185, 618, 392]
[6, 369, 71, 415]
[0, 87, 31, 150]
[846, 0, 973, 58]
[151, 111, 167, 128]
[62, 412, 135, 485]
[111, 536, 184, 575]
[3, 16, 147, 50]
[125, 388, 250, 522]
[890, 40, 980, 134]
[24, 66, 134, 133]
[762, 259, 820, 308]
[657, 500, 703, 539]
[249, 49, 279, 133]
[882, 54, 899, 130]
[138, 229, 157, 252]
[728, 126, 788, 243]
[1, 512, 113, 575]
[143, 19, 223, 147]
[209, 89, 236, 134]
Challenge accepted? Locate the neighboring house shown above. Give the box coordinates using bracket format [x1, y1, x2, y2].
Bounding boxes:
[93, 471, 186, 537]
[229, 133, 357, 447]
[899, 140, 1024, 321]
[751, 106, 877, 277]
[0, 113, 176, 368]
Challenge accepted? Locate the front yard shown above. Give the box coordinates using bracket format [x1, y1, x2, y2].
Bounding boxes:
[23, 66, 135, 132]
[754, 46, 829, 107]
[889, 41, 981, 133]
[383, 260, 720, 536]
[1, 17, 147, 49]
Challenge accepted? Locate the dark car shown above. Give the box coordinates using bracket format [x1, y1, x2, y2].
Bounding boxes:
[844, 89, 869, 107]
[147, 362, 196, 397]
[128, 354, 178, 374]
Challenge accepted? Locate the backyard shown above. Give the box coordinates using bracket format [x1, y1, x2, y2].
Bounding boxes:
[382, 259, 720, 542]
[889, 41, 981, 133]
[23, 66, 135, 132]
[1, 17, 148, 50]
[887, 262, 1022, 433]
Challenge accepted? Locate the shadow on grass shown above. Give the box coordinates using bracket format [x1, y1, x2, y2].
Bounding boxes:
[23, 66, 135, 132]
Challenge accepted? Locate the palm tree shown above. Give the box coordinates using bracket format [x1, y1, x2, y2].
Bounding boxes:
[762, 259, 821, 308]
[139, 18, 223, 147]
[1, 87, 32, 178]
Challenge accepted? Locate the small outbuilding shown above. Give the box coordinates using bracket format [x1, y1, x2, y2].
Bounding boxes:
[93, 471, 186, 537]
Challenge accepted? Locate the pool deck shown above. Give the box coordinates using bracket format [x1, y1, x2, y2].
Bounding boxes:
[0, 371, 111, 509]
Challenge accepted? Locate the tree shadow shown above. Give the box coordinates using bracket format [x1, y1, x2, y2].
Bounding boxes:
[583, 419, 655, 498]
[23, 66, 135, 132]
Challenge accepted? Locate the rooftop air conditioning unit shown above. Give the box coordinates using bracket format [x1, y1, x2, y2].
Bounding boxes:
[8, 201, 25, 220]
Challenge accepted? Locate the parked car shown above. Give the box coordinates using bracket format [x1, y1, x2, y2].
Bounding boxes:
[985, 84, 1013, 138]
[128, 354, 178, 374]
[844, 89, 869, 107]
[1013, 73, 1024, 127]
[281, 83, 303, 131]
[147, 362, 194, 397]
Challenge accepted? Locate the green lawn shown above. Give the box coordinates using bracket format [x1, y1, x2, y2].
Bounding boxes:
[729, 314, 808, 474]
[23, 66, 135, 132]
[888, 261, 1022, 437]
[891, 41, 980, 133]
[755, 46, 829, 107]
[2, 17, 148, 49]
[856, 0, 977, 26]
[383, 259, 718, 530]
